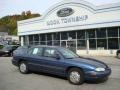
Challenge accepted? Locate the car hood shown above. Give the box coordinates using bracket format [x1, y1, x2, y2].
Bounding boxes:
[67, 57, 107, 68]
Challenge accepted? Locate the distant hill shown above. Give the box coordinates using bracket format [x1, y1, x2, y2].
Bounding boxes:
[0, 11, 40, 35]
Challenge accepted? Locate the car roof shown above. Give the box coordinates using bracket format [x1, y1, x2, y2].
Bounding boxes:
[31, 45, 64, 49]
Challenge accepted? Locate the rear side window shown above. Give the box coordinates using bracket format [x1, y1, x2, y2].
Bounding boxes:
[30, 47, 43, 56]
[44, 48, 56, 57]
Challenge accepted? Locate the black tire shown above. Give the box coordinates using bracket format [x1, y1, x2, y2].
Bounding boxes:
[8, 53, 12, 57]
[117, 53, 120, 59]
[19, 61, 29, 74]
[67, 68, 84, 85]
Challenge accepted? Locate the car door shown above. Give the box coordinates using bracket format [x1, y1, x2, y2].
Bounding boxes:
[27, 47, 45, 71]
[41, 47, 66, 76]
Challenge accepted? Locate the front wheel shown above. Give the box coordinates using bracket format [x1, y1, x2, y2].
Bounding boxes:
[19, 61, 29, 74]
[67, 68, 84, 85]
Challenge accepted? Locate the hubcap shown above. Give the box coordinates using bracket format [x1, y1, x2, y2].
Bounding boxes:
[69, 71, 80, 83]
[20, 63, 26, 73]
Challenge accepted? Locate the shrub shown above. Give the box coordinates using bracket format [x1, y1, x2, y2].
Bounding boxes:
[0, 45, 4, 49]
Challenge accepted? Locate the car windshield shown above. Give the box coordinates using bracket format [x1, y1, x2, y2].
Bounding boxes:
[59, 48, 79, 59]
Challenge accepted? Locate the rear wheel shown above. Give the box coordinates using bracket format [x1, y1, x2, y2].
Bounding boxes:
[8, 53, 12, 57]
[67, 68, 84, 85]
[117, 53, 120, 59]
[19, 61, 29, 74]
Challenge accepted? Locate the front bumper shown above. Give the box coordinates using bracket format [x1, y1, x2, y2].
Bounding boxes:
[85, 68, 111, 80]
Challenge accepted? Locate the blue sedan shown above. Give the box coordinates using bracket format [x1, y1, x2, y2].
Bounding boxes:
[12, 46, 111, 85]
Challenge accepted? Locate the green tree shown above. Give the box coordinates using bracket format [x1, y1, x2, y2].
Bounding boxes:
[0, 11, 40, 35]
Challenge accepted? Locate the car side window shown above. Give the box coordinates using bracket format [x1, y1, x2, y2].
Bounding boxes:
[29, 47, 43, 56]
[44, 48, 56, 58]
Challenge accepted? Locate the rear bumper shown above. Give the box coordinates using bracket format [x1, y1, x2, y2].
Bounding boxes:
[85, 68, 111, 80]
[0, 52, 7, 56]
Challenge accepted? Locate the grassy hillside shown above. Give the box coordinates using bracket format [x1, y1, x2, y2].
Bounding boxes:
[0, 11, 40, 35]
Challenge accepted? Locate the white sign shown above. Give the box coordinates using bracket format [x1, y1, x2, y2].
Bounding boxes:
[33, 48, 38, 55]
[46, 15, 88, 26]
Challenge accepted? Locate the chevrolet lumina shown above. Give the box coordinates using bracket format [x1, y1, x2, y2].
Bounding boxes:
[12, 46, 111, 85]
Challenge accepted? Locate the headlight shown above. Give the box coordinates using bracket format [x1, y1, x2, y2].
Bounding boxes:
[95, 68, 105, 72]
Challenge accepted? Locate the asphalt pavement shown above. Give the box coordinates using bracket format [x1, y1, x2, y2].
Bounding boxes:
[0, 56, 120, 90]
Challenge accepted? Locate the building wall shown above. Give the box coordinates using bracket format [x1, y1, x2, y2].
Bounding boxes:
[20, 26, 120, 56]
[18, 0, 120, 36]
[17, 0, 120, 56]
